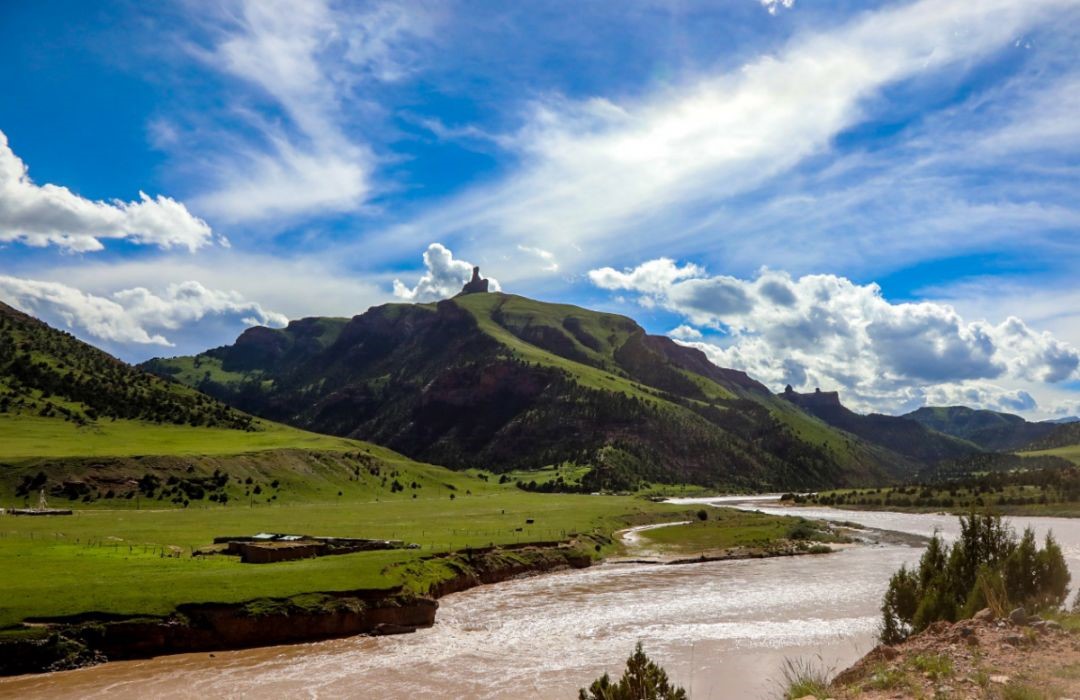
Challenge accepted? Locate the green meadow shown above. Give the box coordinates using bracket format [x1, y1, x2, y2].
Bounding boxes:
[637, 509, 840, 554]
[0, 489, 692, 628]
[0, 403, 837, 632]
[0, 414, 361, 460]
[1021, 444, 1080, 466]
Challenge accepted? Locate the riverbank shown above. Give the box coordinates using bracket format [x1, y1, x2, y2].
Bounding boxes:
[612, 513, 854, 565]
[784, 483, 1080, 519]
[825, 608, 1080, 699]
[0, 538, 597, 676]
[784, 498, 1080, 519]
[1, 503, 850, 677]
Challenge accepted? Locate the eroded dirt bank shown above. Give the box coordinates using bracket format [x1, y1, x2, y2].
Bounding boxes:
[0, 541, 593, 676]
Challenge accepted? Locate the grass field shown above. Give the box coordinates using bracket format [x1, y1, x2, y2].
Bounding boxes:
[0, 404, 836, 632]
[793, 482, 1080, 517]
[638, 509, 839, 554]
[0, 414, 362, 460]
[0, 490, 693, 628]
[1021, 444, 1080, 466]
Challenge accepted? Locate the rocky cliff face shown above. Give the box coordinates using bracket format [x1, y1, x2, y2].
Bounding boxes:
[779, 386, 978, 464]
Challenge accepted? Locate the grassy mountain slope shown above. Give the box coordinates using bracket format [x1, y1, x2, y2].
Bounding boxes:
[903, 405, 1057, 451]
[779, 388, 980, 463]
[0, 301, 252, 430]
[145, 292, 914, 490]
[1020, 422, 1080, 465]
[0, 301, 482, 510]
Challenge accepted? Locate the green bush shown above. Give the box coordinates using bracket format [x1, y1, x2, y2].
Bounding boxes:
[880, 514, 1070, 643]
[579, 643, 686, 700]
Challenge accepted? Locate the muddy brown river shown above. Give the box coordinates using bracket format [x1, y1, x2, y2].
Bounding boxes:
[6, 498, 1080, 699]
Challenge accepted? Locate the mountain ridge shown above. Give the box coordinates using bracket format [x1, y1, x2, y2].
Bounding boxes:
[144, 292, 928, 490]
[903, 405, 1058, 451]
[778, 386, 980, 463]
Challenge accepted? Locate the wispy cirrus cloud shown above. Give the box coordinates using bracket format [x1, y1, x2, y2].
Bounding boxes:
[0, 130, 215, 253]
[361, 0, 1076, 283]
[178, 0, 438, 222]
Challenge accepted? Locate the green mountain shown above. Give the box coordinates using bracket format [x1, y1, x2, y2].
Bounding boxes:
[1025, 421, 1080, 452]
[0, 300, 468, 508]
[778, 387, 980, 462]
[903, 405, 1057, 451]
[144, 291, 917, 491]
[0, 300, 253, 430]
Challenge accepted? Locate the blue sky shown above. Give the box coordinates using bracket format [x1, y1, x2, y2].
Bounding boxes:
[1, 0, 1078, 417]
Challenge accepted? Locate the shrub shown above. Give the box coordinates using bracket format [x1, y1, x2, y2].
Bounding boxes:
[695, 509, 708, 521]
[880, 514, 1070, 643]
[787, 520, 818, 541]
[778, 656, 831, 699]
[579, 643, 686, 700]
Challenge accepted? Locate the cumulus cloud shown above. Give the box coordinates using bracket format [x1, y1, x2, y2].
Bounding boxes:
[669, 325, 702, 341]
[392, 243, 501, 302]
[0, 275, 286, 347]
[0, 130, 214, 253]
[1050, 401, 1080, 419]
[919, 384, 1038, 414]
[591, 260, 1080, 413]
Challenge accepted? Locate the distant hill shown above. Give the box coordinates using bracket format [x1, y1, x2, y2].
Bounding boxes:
[144, 291, 915, 491]
[778, 388, 979, 463]
[1044, 416, 1080, 425]
[0, 300, 481, 510]
[903, 405, 1057, 451]
[0, 301, 252, 430]
[1025, 422, 1080, 452]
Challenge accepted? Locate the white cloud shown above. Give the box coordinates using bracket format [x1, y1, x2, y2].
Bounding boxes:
[669, 324, 702, 341]
[0, 130, 214, 253]
[367, 0, 1071, 272]
[591, 260, 1080, 414]
[393, 243, 501, 302]
[0, 275, 286, 347]
[759, 0, 795, 16]
[11, 248, 389, 326]
[187, 0, 436, 221]
[1050, 400, 1080, 419]
[517, 245, 559, 272]
[914, 383, 1037, 414]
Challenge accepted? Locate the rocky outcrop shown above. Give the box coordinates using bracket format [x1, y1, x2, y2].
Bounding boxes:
[781, 385, 843, 409]
[460, 266, 490, 295]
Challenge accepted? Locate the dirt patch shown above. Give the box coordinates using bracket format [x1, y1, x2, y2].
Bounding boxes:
[832, 611, 1080, 699]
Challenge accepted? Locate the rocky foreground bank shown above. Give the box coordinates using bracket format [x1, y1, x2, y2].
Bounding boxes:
[823, 607, 1080, 699]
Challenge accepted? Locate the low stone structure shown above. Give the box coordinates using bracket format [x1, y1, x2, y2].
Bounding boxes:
[232, 541, 323, 564]
[210, 533, 407, 564]
[7, 508, 73, 516]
